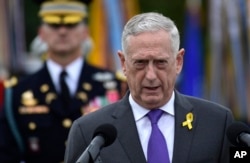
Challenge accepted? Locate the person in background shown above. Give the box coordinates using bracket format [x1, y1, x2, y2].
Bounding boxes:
[24, 34, 94, 75]
[0, 67, 9, 112]
[0, 81, 3, 111]
[0, 0, 126, 162]
[64, 12, 234, 163]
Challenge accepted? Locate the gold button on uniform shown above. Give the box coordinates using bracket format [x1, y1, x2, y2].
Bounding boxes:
[62, 118, 72, 128]
[76, 92, 88, 102]
[29, 122, 37, 130]
[82, 82, 92, 91]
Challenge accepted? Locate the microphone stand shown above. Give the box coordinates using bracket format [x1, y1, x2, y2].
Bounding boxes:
[76, 149, 92, 163]
[76, 136, 104, 163]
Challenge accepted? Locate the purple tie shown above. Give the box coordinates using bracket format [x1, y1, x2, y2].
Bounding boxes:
[147, 109, 170, 163]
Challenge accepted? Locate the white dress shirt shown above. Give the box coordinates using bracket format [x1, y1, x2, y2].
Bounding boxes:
[47, 57, 84, 96]
[129, 92, 175, 162]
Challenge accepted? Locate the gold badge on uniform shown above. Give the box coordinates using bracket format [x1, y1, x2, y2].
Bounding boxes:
[4, 76, 18, 88]
[115, 71, 127, 82]
[45, 92, 57, 104]
[21, 90, 38, 106]
[19, 105, 49, 114]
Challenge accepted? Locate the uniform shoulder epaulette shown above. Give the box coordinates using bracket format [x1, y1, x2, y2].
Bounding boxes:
[3, 76, 18, 88]
[115, 71, 127, 82]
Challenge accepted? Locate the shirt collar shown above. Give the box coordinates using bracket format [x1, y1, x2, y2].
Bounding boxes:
[47, 57, 84, 88]
[65, 57, 83, 82]
[129, 91, 175, 122]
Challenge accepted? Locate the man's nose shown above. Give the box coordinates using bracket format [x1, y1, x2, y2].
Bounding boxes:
[145, 64, 157, 80]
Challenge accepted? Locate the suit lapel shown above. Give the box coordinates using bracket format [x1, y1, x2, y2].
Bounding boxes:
[113, 93, 147, 163]
[111, 91, 198, 163]
[172, 91, 197, 163]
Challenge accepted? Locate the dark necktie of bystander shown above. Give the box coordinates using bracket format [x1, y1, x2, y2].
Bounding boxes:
[60, 70, 70, 109]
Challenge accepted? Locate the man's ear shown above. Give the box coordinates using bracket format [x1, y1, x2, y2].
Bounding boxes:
[176, 48, 185, 74]
[81, 25, 89, 41]
[38, 26, 46, 41]
[118, 50, 126, 76]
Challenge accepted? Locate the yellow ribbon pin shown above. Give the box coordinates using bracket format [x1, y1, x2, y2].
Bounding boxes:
[182, 112, 193, 130]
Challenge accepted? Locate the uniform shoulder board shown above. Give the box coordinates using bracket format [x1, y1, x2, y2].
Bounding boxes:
[4, 76, 18, 88]
[115, 71, 127, 82]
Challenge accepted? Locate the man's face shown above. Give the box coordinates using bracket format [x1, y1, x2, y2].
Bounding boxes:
[119, 30, 184, 109]
[39, 22, 87, 56]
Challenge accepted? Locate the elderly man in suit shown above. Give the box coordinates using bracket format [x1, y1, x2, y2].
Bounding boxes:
[64, 12, 234, 163]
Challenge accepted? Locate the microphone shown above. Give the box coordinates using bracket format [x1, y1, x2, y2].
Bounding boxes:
[76, 124, 117, 163]
[226, 121, 250, 147]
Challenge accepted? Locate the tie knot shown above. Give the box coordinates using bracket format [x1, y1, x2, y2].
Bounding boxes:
[60, 70, 67, 78]
[147, 109, 164, 124]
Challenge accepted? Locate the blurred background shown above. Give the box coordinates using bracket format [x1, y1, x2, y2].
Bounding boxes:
[0, 0, 250, 123]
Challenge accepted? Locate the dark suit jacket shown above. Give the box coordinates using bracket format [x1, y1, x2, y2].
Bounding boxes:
[0, 61, 124, 163]
[65, 91, 234, 163]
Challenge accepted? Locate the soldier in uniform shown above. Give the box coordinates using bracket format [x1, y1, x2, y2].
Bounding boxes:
[0, 0, 126, 162]
[0, 80, 4, 111]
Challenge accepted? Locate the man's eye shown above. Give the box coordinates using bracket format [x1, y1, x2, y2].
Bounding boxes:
[46, 23, 79, 29]
[134, 60, 145, 68]
[136, 60, 144, 64]
[156, 60, 168, 68]
[157, 60, 167, 64]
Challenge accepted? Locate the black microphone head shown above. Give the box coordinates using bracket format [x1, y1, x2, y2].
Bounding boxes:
[93, 124, 117, 147]
[226, 121, 250, 146]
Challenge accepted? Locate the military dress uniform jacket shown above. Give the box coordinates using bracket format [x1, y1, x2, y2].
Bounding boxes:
[0, 80, 4, 111]
[0, 61, 124, 163]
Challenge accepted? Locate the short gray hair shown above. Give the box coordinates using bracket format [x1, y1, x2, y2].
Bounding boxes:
[121, 12, 180, 56]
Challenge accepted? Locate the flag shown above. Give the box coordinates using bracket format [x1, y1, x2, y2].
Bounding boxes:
[178, 1, 204, 97]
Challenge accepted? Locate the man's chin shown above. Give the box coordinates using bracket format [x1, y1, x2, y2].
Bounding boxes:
[54, 49, 71, 55]
[142, 96, 162, 107]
